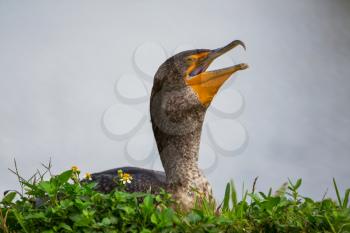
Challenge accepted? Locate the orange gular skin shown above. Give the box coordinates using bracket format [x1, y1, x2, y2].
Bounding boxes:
[190, 52, 210, 60]
[185, 63, 248, 106]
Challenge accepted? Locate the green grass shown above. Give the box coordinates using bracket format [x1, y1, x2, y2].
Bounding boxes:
[1, 161, 350, 233]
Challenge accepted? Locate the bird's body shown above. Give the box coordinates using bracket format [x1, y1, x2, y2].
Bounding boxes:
[92, 40, 248, 210]
[92, 167, 166, 193]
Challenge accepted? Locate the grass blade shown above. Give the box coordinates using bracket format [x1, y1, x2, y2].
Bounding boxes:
[295, 178, 302, 190]
[268, 188, 272, 197]
[230, 180, 237, 210]
[325, 214, 337, 233]
[222, 182, 231, 211]
[342, 188, 350, 209]
[333, 178, 342, 207]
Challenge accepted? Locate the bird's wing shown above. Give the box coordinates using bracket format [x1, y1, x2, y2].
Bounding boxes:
[91, 167, 167, 194]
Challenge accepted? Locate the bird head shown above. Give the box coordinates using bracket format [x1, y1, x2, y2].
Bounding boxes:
[153, 40, 248, 105]
[150, 40, 248, 136]
[179, 40, 248, 106]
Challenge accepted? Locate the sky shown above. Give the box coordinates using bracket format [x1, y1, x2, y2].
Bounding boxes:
[0, 0, 350, 201]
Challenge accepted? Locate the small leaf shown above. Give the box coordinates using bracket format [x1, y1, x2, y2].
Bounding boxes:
[56, 170, 73, 185]
[143, 195, 153, 208]
[42, 230, 54, 233]
[141, 195, 154, 214]
[158, 208, 175, 226]
[120, 206, 135, 215]
[186, 212, 201, 223]
[58, 223, 72, 232]
[2, 192, 16, 204]
[151, 213, 158, 224]
[70, 213, 91, 227]
[25, 212, 45, 220]
[38, 181, 55, 195]
[141, 229, 152, 233]
[101, 217, 111, 226]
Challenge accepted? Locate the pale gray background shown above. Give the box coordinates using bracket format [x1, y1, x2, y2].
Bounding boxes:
[1, 0, 349, 200]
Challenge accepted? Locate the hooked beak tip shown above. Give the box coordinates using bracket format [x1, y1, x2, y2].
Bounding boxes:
[234, 40, 246, 51]
[211, 40, 246, 59]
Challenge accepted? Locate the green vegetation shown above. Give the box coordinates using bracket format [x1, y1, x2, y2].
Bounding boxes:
[1, 161, 350, 232]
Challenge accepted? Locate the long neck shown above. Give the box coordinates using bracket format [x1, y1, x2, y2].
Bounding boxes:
[159, 128, 203, 186]
[158, 125, 213, 209]
[150, 86, 212, 204]
[150, 91, 213, 209]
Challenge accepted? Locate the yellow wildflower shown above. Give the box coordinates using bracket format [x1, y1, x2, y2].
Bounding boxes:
[71, 166, 80, 173]
[84, 172, 92, 180]
[120, 173, 133, 184]
[117, 169, 133, 184]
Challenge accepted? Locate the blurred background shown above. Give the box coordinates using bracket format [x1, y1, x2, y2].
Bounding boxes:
[0, 0, 349, 201]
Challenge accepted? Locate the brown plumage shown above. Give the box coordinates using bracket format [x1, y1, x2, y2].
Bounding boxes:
[91, 40, 248, 210]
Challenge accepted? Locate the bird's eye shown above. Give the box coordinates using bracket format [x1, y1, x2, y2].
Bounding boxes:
[186, 57, 195, 63]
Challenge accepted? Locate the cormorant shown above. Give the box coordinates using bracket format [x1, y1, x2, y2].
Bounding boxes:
[91, 40, 248, 210]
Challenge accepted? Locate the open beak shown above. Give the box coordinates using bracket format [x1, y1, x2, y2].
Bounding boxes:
[186, 40, 248, 106]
